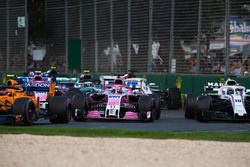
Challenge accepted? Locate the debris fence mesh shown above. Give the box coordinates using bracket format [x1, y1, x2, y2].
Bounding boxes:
[0, 0, 250, 77]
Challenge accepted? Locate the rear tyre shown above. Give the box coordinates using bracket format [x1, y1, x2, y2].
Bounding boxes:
[48, 96, 71, 123]
[71, 94, 88, 121]
[13, 98, 36, 125]
[152, 94, 161, 120]
[245, 98, 250, 117]
[138, 96, 155, 122]
[196, 96, 211, 122]
[184, 94, 198, 119]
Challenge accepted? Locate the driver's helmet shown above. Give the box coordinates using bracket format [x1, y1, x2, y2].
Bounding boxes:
[227, 88, 234, 95]
[29, 71, 35, 77]
[117, 88, 123, 94]
[84, 82, 93, 88]
[111, 88, 116, 94]
[235, 88, 243, 95]
[34, 75, 42, 81]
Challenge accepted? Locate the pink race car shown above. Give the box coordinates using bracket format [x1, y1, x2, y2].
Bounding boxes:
[70, 80, 160, 122]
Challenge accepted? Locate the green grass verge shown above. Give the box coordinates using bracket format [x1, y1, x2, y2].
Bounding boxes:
[0, 126, 250, 142]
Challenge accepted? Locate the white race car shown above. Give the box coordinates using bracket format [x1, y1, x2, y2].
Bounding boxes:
[185, 79, 250, 122]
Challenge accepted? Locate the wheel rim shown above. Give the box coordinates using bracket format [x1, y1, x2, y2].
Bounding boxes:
[27, 103, 36, 124]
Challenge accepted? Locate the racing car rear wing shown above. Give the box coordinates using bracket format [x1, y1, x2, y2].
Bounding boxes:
[148, 83, 161, 93]
[100, 75, 118, 86]
[204, 82, 223, 93]
[56, 77, 78, 83]
[25, 82, 50, 92]
[124, 80, 141, 89]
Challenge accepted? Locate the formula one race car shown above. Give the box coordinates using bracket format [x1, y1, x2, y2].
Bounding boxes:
[0, 77, 71, 125]
[24, 75, 71, 123]
[185, 79, 250, 122]
[70, 77, 160, 122]
[0, 79, 40, 125]
[71, 84, 156, 122]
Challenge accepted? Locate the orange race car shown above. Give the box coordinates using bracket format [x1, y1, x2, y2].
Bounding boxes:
[0, 79, 71, 125]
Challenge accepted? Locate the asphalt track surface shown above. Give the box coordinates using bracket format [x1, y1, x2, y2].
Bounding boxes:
[36, 108, 250, 132]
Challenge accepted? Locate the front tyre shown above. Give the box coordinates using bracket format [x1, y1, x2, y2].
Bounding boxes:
[13, 98, 36, 125]
[196, 96, 211, 122]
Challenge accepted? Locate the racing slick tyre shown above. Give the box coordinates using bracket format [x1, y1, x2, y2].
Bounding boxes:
[65, 88, 81, 99]
[165, 88, 182, 109]
[245, 98, 250, 117]
[71, 94, 88, 121]
[48, 96, 71, 124]
[184, 94, 198, 119]
[13, 98, 36, 125]
[151, 94, 161, 120]
[196, 96, 211, 122]
[138, 95, 155, 122]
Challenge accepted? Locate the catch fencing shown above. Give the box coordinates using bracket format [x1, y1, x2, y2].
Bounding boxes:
[1, 0, 250, 77]
[0, 0, 27, 72]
